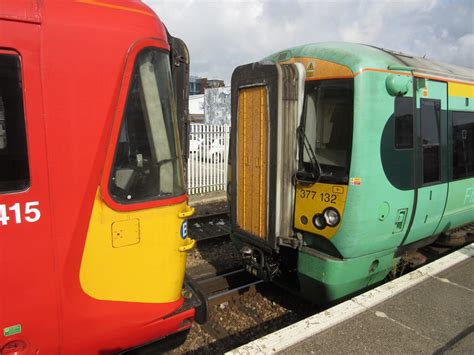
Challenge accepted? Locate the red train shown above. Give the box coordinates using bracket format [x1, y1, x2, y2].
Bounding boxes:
[0, 1, 204, 353]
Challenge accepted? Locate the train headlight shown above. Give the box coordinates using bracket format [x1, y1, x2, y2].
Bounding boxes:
[312, 214, 326, 229]
[323, 208, 340, 227]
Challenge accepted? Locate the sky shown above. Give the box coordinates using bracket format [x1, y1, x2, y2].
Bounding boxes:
[144, 0, 474, 84]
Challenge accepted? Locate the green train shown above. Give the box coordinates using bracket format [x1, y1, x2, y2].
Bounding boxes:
[229, 42, 474, 303]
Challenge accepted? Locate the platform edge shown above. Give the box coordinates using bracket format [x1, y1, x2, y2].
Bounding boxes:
[226, 243, 474, 355]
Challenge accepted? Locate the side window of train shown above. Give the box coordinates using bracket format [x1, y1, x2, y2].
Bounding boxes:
[421, 99, 441, 184]
[452, 111, 474, 180]
[394, 96, 414, 149]
[109, 47, 185, 203]
[0, 54, 30, 193]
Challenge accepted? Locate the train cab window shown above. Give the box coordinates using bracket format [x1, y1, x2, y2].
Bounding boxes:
[300, 79, 353, 184]
[109, 48, 184, 203]
[394, 97, 414, 149]
[452, 111, 474, 180]
[421, 99, 441, 184]
[0, 54, 30, 193]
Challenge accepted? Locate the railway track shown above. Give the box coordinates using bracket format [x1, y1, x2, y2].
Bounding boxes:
[182, 266, 296, 352]
[191, 267, 263, 308]
[188, 211, 230, 242]
[183, 200, 473, 352]
[185, 266, 265, 344]
[176, 227, 473, 354]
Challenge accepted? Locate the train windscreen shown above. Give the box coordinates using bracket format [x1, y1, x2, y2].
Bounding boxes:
[109, 47, 184, 203]
[299, 79, 353, 184]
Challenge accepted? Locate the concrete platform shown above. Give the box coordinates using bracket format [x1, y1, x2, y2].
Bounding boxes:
[229, 244, 473, 354]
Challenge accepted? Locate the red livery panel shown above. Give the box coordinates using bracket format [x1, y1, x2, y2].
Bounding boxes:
[0, 1, 200, 353]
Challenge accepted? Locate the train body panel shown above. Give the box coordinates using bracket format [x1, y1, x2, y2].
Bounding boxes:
[297, 246, 395, 302]
[0, 17, 60, 353]
[231, 42, 473, 304]
[80, 193, 190, 303]
[1, 1, 199, 353]
[436, 85, 474, 232]
[335, 70, 413, 257]
[402, 80, 448, 244]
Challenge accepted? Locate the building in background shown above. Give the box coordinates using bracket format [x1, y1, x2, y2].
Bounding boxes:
[189, 85, 231, 125]
[189, 76, 202, 96]
[204, 87, 230, 125]
[189, 94, 204, 122]
[189, 75, 225, 95]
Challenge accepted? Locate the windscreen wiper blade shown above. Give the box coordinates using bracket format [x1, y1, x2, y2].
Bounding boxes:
[296, 126, 322, 183]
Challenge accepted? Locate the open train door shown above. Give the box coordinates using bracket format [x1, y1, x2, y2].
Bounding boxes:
[230, 61, 305, 258]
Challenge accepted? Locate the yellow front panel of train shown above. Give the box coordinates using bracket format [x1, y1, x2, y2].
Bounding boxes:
[237, 86, 268, 239]
[80, 189, 192, 303]
[294, 182, 347, 238]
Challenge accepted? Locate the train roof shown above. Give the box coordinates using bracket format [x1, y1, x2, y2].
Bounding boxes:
[0, 0, 161, 33]
[265, 42, 474, 83]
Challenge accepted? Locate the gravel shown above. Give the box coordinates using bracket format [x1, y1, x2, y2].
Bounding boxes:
[170, 198, 320, 354]
[186, 238, 241, 270]
[170, 284, 321, 354]
[169, 235, 320, 354]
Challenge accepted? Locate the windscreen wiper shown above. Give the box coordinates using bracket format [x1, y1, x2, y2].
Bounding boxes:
[295, 126, 323, 183]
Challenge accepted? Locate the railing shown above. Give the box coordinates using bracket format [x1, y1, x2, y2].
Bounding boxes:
[187, 124, 230, 195]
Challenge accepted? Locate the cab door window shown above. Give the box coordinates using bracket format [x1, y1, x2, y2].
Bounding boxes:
[0, 54, 30, 193]
[109, 47, 184, 203]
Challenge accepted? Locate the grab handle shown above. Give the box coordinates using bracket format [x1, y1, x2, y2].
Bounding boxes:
[178, 206, 195, 219]
[178, 238, 196, 252]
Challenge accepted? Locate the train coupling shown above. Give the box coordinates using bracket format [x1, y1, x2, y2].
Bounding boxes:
[182, 276, 208, 324]
[240, 245, 280, 281]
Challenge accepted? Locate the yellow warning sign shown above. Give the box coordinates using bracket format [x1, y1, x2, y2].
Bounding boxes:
[349, 177, 362, 186]
[306, 61, 315, 73]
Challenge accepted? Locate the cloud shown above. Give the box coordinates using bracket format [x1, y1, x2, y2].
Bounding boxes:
[145, 0, 473, 83]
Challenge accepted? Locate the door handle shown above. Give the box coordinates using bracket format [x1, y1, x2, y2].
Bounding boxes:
[178, 206, 195, 219]
[178, 238, 196, 252]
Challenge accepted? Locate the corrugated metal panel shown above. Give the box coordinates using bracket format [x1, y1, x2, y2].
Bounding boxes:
[237, 86, 268, 239]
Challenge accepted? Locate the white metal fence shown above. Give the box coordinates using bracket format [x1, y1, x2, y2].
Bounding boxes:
[187, 124, 230, 195]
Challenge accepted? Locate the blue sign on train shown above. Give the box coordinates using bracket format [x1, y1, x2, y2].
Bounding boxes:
[180, 220, 188, 240]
